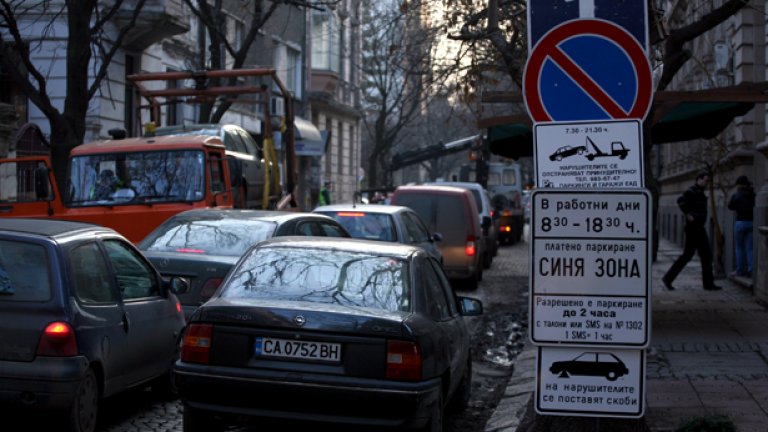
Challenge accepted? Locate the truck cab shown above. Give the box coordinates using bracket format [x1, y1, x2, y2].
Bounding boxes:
[0, 134, 234, 243]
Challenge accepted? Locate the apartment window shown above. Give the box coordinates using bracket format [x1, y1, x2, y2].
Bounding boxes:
[285, 47, 302, 98]
[311, 9, 339, 72]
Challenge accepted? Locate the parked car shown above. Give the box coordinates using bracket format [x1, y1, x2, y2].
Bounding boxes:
[154, 123, 278, 208]
[138, 209, 350, 319]
[549, 352, 629, 381]
[391, 185, 488, 289]
[426, 181, 499, 267]
[0, 218, 186, 432]
[175, 237, 482, 432]
[313, 203, 443, 263]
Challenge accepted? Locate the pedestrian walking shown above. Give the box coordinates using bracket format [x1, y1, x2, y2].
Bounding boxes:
[318, 180, 332, 205]
[728, 175, 755, 277]
[663, 171, 722, 291]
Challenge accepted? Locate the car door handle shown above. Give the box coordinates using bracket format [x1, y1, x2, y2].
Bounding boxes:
[121, 312, 130, 333]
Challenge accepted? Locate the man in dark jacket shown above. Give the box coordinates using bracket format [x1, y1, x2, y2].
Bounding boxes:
[663, 171, 721, 290]
[728, 175, 755, 277]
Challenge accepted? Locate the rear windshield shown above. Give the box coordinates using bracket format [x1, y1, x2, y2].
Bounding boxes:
[394, 193, 467, 231]
[222, 247, 410, 312]
[140, 218, 276, 256]
[0, 240, 51, 301]
[317, 211, 396, 241]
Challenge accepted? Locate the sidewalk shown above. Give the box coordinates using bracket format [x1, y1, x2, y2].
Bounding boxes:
[485, 238, 768, 432]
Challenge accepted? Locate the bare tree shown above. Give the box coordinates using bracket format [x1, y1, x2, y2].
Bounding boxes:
[361, 0, 461, 187]
[184, 0, 338, 124]
[0, 0, 148, 192]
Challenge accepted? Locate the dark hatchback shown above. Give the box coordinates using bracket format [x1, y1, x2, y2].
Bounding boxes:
[139, 209, 350, 319]
[175, 237, 483, 432]
[0, 218, 186, 432]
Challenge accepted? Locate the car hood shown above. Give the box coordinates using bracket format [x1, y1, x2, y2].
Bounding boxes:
[195, 297, 409, 338]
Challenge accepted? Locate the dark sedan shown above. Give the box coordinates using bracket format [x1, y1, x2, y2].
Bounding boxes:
[313, 204, 443, 263]
[549, 351, 629, 381]
[0, 218, 186, 432]
[138, 209, 350, 319]
[175, 237, 483, 432]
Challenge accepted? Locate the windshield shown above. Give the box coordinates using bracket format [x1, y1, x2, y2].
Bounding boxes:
[67, 150, 205, 206]
[222, 247, 410, 312]
[140, 218, 276, 256]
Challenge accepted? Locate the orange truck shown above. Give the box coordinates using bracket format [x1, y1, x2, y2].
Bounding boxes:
[0, 134, 234, 242]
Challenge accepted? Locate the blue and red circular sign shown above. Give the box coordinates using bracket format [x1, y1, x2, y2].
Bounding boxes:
[524, 19, 653, 122]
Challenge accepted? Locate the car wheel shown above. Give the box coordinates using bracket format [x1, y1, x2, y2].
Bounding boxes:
[464, 273, 479, 290]
[606, 371, 619, 381]
[420, 387, 444, 432]
[183, 405, 224, 432]
[558, 370, 570, 378]
[449, 357, 472, 411]
[482, 251, 491, 269]
[68, 368, 99, 432]
[236, 184, 247, 209]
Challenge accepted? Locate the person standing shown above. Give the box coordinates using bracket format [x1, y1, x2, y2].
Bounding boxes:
[728, 175, 755, 277]
[663, 171, 721, 291]
[318, 180, 332, 205]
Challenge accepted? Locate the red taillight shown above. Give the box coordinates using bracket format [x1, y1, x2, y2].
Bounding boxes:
[501, 226, 511, 232]
[386, 340, 421, 381]
[200, 278, 223, 301]
[465, 235, 476, 257]
[180, 324, 212, 364]
[37, 322, 77, 357]
[502, 210, 512, 216]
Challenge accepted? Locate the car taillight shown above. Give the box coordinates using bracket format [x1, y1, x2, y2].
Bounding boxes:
[501, 225, 511, 232]
[37, 322, 77, 357]
[181, 324, 212, 364]
[386, 340, 421, 381]
[200, 278, 223, 301]
[465, 235, 476, 257]
[502, 210, 512, 216]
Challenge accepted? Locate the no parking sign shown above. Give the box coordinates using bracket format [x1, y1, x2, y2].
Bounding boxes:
[524, 19, 652, 122]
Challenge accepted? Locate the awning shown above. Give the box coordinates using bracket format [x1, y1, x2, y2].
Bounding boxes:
[294, 116, 327, 157]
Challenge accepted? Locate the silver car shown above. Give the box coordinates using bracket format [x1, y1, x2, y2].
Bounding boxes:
[313, 204, 443, 264]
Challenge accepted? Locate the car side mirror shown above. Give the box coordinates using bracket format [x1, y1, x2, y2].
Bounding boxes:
[458, 296, 483, 316]
[34, 166, 50, 199]
[431, 232, 443, 242]
[167, 276, 190, 295]
[482, 216, 492, 229]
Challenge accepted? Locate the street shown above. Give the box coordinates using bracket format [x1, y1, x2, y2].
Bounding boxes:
[11, 239, 531, 432]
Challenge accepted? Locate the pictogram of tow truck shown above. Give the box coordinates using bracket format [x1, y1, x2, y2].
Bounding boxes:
[548, 136, 630, 161]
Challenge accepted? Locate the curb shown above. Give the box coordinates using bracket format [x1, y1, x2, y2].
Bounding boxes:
[484, 342, 537, 431]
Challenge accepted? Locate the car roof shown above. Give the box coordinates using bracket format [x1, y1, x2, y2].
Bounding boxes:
[394, 184, 473, 195]
[313, 204, 410, 215]
[256, 236, 423, 258]
[426, 181, 486, 191]
[0, 218, 113, 238]
[165, 209, 337, 223]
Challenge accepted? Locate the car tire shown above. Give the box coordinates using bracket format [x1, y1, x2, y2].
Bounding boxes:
[449, 357, 472, 411]
[183, 405, 224, 432]
[420, 387, 444, 432]
[558, 370, 570, 378]
[464, 273, 479, 290]
[606, 371, 619, 381]
[482, 251, 491, 269]
[67, 368, 99, 432]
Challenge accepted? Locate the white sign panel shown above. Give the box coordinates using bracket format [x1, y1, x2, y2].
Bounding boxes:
[536, 346, 645, 418]
[534, 120, 643, 188]
[530, 190, 651, 347]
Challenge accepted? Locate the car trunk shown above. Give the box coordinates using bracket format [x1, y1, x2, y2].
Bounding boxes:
[197, 298, 409, 379]
[145, 252, 238, 308]
[0, 302, 65, 362]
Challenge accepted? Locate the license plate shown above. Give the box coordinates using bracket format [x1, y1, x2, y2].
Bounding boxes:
[254, 337, 341, 362]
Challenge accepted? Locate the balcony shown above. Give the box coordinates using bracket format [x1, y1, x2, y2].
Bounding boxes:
[309, 69, 340, 97]
[115, 0, 189, 51]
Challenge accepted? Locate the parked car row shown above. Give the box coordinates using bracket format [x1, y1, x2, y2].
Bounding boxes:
[0, 209, 483, 432]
